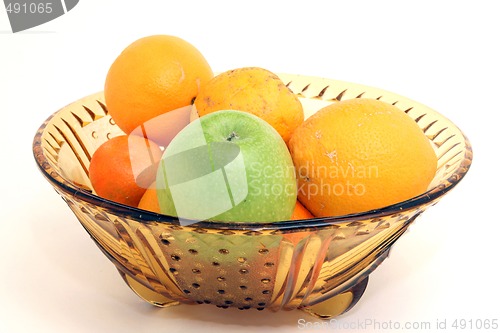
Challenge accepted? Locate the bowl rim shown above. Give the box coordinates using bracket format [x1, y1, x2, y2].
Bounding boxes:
[33, 76, 473, 231]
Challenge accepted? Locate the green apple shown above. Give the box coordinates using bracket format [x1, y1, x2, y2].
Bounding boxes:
[156, 110, 297, 225]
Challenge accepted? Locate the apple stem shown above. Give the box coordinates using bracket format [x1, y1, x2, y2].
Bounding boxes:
[226, 131, 239, 142]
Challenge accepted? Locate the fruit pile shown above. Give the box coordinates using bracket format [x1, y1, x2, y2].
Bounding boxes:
[89, 34, 437, 224]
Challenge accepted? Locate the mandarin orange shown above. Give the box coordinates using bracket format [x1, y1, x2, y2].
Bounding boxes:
[291, 200, 314, 220]
[138, 182, 161, 213]
[89, 135, 163, 207]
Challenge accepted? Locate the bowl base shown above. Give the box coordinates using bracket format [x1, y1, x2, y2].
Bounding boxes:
[118, 270, 181, 308]
[300, 276, 369, 319]
[118, 264, 369, 319]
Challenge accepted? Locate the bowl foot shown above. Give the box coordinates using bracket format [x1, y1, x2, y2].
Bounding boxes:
[300, 276, 369, 320]
[118, 270, 180, 308]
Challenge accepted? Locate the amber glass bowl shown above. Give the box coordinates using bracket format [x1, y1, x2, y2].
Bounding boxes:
[33, 74, 472, 319]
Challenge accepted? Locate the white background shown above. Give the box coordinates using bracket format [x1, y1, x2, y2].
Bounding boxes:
[1, 1, 498, 332]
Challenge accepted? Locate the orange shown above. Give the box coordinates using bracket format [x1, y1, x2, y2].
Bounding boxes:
[288, 98, 437, 217]
[104, 35, 213, 146]
[138, 182, 161, 213]
[193, 67, 304, 143]
[291, 200, 314, 220]
[89, 135, 163, 207]
[282, 201, 314, 245]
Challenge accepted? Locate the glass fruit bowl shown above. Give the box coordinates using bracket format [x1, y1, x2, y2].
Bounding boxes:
[33, 73, 472, 319]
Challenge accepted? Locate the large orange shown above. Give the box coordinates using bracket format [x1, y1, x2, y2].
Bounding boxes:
[288, 98, 437, 217]
[104, 35, 213, 146]
[193, 67, 304, 143]
[89, 135, 163, 207]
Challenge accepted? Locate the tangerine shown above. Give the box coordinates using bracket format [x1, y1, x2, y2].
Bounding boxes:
[89, 135, 163, 207]
[291, 200, 314, 220]
[138, 182, 161, 213]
